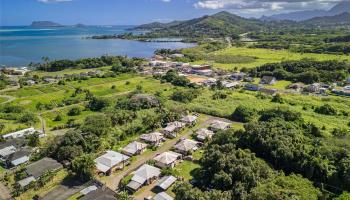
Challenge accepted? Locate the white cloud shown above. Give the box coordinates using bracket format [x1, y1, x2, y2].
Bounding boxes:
[37, 0, 72, 3]
[193, 0, 344, 12]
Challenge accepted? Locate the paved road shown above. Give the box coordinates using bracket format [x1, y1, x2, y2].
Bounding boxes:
[0, 182, 12, 200]
[102, 115, 221, 191]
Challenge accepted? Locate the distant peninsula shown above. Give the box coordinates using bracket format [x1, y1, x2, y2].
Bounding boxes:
[30, 21, 64, 27]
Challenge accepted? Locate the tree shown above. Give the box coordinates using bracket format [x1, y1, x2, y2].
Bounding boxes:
[116, 191, 133, 200]
[248, 174, 321, 200]
[71, 154, 94, 181]
[87, 97, 110, 111]
[231, 105, 257, 123]
[27, 134, 40, 147]
[67, 107, 81, 116]
[315, 104, 337, 116]
[81, 114, 112, 136]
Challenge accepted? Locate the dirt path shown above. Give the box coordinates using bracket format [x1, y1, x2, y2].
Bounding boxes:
[0, 182, 12, 200]
[102, 115, 220, 192]
[0, 95, 16, 105]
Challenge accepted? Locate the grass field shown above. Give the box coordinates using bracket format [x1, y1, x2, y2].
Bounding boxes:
[185, 47, 350, 70]
[175, 161, 200, 181]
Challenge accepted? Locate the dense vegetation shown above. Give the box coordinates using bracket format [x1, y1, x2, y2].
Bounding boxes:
[174, 107, 349, 199]
[250, 60, 350, 84]
[33, 55, 144, 72]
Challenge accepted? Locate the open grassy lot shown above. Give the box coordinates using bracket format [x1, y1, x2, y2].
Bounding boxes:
[185, 47, 350, 70]
[164, 88, 350, 133]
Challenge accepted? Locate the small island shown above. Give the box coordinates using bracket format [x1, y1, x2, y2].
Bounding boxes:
[30, 21, 64, 27]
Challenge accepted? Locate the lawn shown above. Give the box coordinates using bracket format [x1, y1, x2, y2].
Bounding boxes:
[175, 161, 200, 181]
[186, 47, 350, 71]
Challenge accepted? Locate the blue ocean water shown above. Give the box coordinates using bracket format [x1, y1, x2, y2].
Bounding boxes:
[0, 26, 195, 67]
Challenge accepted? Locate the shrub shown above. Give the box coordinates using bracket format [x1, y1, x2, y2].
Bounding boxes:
[231, 105, 257, 123]
[171, 89, 200, 103]
[315, 104, 337, 115]
[68, 107, 81, 116]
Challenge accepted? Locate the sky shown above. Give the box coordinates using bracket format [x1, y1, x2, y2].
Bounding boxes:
[0, 0, 345, 26]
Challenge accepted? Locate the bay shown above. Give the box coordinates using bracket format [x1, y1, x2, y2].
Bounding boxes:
[0, 26, 195, 67]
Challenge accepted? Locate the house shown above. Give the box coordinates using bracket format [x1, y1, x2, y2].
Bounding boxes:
[17, 176, 36, 188]
[173, 139, 199, 155]
[80, 185, 98, 196]
[244, 84, 260, 91]
[0, 145, 17, 159]
[154, 151, 182, 169]
[43, 77, 57, 83]
[126, 164, 161, 192]
[222, 81, 240, 89]
[260, 76, 276, 85]
[25, 80, 36, 86]
[18, 157, 62, 188]
[169, 54, 184, 58]
[195, 128, 214, 142]
[94, 150, 130, 175]
[122, 141, 148, 156]
[202, 78, 217, 87]
[25, 157, 63, 179]
[80, 187, 116, 200]
[161, 122, 186, 138]
[2, 127, 36, 139]
[287, 83, 305, 91]
[156, 176, 177, 191]
[191, 65, 213, 76]
[5, 147, 31, 167]
[306, 83, 320, 93]
[259, 88, 278, 96]
[209, 120, 231, 132]
[230, 72, 246, 81]
[180, 115, 198, 126]
[154, 192, 174, 200]
[140, 132, 164, 146]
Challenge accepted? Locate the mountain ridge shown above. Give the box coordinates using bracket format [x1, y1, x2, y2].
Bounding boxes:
[262, 1, 350, 21]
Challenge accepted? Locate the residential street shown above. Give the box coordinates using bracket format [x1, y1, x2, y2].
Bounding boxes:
[101, 115, 229, 194]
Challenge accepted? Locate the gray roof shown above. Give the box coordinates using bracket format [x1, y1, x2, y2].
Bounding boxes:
[0, 145, 16, 157]
[174, 139, 198, 152]
[7, 147, 31, 166]
[154, 192, 173, 200]
[26, 157, 63, 179]
[94, 151, 130, 173]
[157, 176, 177, 190]
[122, 141, 147, 155]
[209, 120, 231, 131]
[131, 164, 161, 185]
[80, 185, 98, 195]
[81, 188, 116, 200]
[154, 151, 181, 165]
[140, 132, 164, 143]
[196, 128, 214, 141]
[126, 180, 143, 191]
[17, 176, 36, 188]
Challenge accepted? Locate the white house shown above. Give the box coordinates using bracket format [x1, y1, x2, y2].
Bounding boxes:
[94, 151, 130, 175]
[2, 128, 36, 139]
[154, 151, 182, 169]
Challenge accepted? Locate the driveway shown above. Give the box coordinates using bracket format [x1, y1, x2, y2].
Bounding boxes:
[0, 182, 12, 200]
[42, 178, 88, 200]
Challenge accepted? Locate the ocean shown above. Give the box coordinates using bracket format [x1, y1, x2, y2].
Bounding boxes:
[0, 26, 195, 67]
